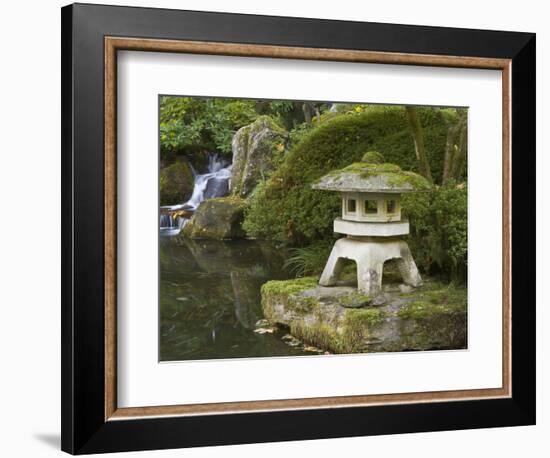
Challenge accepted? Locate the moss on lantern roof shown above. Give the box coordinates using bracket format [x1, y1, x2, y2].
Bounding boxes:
[312, 152, 431, 193]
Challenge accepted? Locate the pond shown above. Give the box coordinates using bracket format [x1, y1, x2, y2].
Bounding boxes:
[160, 237, 311, 361]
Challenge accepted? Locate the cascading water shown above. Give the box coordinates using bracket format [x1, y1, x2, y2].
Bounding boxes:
[160, 154, 232, 236]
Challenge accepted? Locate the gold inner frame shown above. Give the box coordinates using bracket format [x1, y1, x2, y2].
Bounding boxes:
[104, 37, 512, 421]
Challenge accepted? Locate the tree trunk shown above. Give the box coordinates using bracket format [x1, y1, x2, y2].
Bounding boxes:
[405, 106, 433, 183]
[441, 108, 468, 184]
[442, 113, 459, 184]
[450, 117, 468, 180]
[302, 102, 313, 124]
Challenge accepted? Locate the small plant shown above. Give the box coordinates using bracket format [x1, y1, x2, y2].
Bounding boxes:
[283, 241, 333, 277]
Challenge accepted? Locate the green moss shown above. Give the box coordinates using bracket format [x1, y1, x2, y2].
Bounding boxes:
[423, 285, 467, 308]
[361, 151, 385, 163]
[337, 162, 402, 175]
[398, 301, 446, 319]
[314, 160, 430, 193]
[261, 277, 320, 323]
[397, 285, 467, 319]
[208, 195, 247, 207]
[337, 308, 386, 353]
[290, 311, 382, 354]
[387, 170, 431, 190]
[290, 296, 321, 313]
[290, 321, 341, 353]
[260, 276, 318, 297]
[345, 308, 386, 327]
[339, 293, 371, 307]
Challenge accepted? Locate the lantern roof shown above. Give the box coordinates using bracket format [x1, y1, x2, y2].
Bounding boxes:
[312, 152, 431, 194]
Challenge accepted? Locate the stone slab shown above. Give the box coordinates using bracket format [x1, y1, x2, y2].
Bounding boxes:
[333, 218, 409, 236]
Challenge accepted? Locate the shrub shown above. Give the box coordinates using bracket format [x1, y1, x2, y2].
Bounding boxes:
[244, 106, 452, 244]
[159, 96, 259, 161]
[402, 183, 468, 283]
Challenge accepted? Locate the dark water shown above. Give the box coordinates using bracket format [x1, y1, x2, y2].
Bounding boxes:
[159, 237, 310, 361]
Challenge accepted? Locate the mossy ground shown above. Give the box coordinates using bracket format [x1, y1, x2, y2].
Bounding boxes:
[397, 282, 467, 319]
[261, 276, 318, 296]
[339, 293, 371, 307]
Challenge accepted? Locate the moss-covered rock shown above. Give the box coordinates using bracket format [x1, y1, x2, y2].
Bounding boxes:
[159, 160, 194, 206]
[230, 116, 287, 197]
[243, 106, 452, 244]
[261, 277, 467, 354]
[180, 196, 247, 240]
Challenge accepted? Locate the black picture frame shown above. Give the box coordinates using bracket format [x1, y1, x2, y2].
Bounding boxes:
[61, 3, 536, 454]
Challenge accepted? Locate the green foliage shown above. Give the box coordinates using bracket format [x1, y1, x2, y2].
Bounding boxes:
[288, 121, 315, 146]
[244, 106, 450, 244]
[159, 96, 258, 161]
[402, 183, 468, 282]
[254, 101, 332, 131]
[283, 241, 334, 277]
[371, 108, 458, 183]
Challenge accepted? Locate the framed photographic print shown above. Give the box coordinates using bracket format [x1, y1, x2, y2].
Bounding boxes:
[61, 3, 536, 454]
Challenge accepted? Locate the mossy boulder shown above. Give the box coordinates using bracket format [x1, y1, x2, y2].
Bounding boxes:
[230, 116, 287, 197]
[261, 277, 467, 354]
[159, 160, 194, 205]
[180, 196, 247, 240]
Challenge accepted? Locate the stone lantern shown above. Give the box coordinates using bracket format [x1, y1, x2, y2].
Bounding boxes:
[312, 152, 431, 296]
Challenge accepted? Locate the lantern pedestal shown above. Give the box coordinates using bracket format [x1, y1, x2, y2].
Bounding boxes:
[319, 237, 422, 296]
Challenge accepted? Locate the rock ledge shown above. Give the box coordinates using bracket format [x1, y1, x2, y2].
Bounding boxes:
[261, 277, 467, 354]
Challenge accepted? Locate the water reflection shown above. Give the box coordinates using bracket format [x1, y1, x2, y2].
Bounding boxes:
[160, 237, 309, 361]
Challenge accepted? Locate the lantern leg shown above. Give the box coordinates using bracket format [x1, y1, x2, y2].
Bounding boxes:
[394, 242, 423, 288]
[319, 245, 345, 286]
[356, 257, 384, 296]
[319, 238, 422, 296]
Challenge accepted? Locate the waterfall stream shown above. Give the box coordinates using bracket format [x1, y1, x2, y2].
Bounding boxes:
[160, 154, 232, 236]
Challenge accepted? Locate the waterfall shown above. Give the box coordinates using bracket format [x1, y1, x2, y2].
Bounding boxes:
[160, 153, 232, 235]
